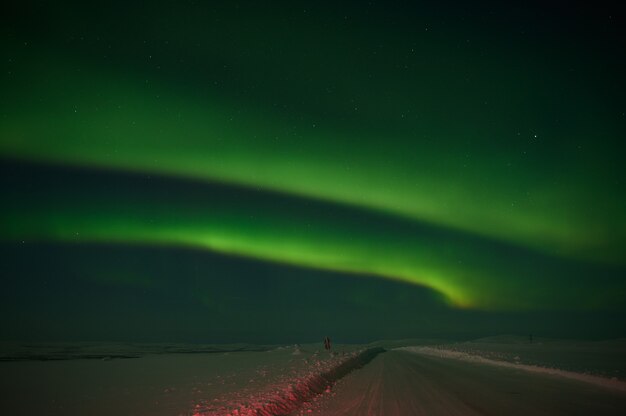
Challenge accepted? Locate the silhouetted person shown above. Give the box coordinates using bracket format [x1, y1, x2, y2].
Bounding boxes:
[324, 336, 331, 352]
[529, 333, 533, 344]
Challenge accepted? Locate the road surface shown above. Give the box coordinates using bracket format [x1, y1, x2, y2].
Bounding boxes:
[304, 349, 626, 416]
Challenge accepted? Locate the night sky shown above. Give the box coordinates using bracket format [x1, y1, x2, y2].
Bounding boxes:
[1, 1, 625, 343]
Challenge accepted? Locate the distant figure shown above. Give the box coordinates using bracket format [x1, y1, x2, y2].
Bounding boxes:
[292, 344, 301, 355]
[324, 336, 331, 352]
[529, 333, 533, 344]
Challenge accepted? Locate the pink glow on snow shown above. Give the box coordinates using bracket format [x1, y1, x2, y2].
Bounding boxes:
[191, 348, 384, 416]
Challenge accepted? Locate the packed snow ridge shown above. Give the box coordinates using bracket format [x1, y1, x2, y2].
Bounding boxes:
[401, 346, 626, 393]
[191, 347, 384, 416]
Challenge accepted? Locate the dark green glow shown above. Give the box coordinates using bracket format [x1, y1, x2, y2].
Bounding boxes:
[2, 162, 624, 310]
[1, 2, 625, 321]
[1, 6, 624, 265]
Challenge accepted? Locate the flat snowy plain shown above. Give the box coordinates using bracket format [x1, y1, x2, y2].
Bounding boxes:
[1, 337, 625, 415]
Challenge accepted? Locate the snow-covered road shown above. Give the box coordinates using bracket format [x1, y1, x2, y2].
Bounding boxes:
[301, 350, 626, 416]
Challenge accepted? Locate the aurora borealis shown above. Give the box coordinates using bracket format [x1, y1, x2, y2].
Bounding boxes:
[1, 1, 625, 342]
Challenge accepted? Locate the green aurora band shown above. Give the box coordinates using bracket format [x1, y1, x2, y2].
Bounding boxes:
[2, 162, 624, 310]
[2, 60, 624, 265]
[1, 2, 625, 313]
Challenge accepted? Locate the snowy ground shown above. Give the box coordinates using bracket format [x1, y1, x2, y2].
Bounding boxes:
[1, 338, 625, 415]
[420, 336, 626, 381]
[304, 349, 626, 416]
[0, 343, 366, 415]
[0, 342, 273, 361]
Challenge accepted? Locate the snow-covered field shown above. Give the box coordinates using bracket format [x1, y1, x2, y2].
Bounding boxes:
[0, 343, 372, 415]
[406, 336, 626, 381]
[306, 348, 626, 416]
[1, 338, 625, 415]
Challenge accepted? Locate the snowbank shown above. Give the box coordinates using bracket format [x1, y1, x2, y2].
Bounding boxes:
[192, 348, 385, 416]
[401, 346, 626, 393]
